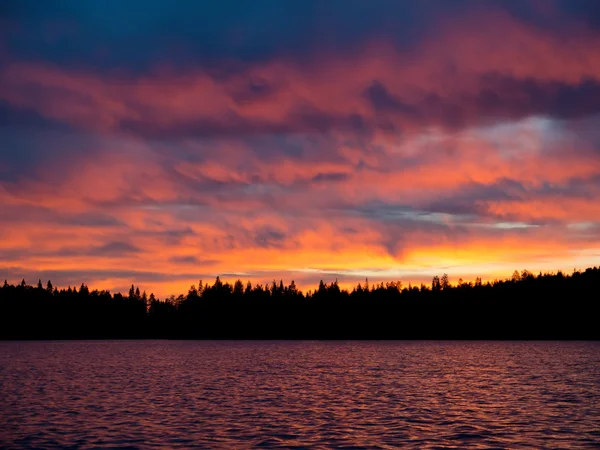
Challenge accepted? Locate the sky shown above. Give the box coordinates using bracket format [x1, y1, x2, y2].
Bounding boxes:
[1, 0, 600, 297]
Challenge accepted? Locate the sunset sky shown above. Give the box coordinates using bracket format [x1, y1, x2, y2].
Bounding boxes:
[1, 0, 600, 297]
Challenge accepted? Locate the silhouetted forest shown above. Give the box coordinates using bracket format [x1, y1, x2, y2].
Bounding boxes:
[1, 267, 599, 339]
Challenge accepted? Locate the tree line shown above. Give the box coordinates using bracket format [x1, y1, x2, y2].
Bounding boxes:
[1, 267, 599, 339]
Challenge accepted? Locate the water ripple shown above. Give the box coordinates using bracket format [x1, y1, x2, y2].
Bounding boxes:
[0, 341, 599, 449]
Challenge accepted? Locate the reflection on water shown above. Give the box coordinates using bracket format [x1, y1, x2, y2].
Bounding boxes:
[0, 341, 599, 449]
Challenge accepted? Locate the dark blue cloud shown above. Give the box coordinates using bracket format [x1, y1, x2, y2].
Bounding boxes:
[365, 82, 418, 115]
[0, 127, 99, 181]
[0, 102, 72, 131]
[1, 0, 413, 70]
[4, 0, 596, 72]
[89, 241, 141, 257]
[0, 204, 124, 228]
[0, 240, 141, 262]
[168, 256, 219, 266]
[363, 77, 600, 132]
[422, 175, 600, 224]
[311, 172, 350, 183]
[253, 227, 287, 249]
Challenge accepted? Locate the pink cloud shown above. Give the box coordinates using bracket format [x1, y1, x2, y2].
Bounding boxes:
[1, 8, 600, 296]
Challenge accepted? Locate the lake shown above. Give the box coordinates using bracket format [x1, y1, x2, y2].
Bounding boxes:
[1, 341, 599, 449]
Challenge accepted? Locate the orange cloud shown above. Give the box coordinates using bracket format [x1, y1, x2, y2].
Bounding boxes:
[1, 8, 600, 297]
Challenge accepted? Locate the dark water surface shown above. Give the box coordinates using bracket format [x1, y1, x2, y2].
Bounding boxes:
[1, 341, 599, 449]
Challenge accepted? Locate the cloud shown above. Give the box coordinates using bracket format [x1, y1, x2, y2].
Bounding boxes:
[167, 255, 219, 268]
[253, 227, 287, 249]
[2, 5, 600, 141]
[365, 81, 419, 115]
[89, 241, 141, 257]
[311, 172, 350, 183]
[1, 1, 600, 297]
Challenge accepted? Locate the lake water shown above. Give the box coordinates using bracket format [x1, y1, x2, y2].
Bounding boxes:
[0, 341, 599, 449]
